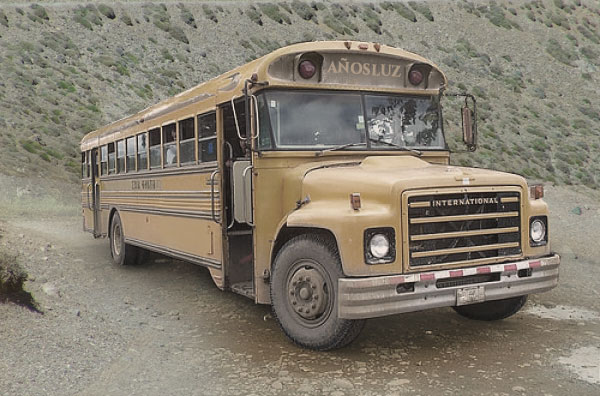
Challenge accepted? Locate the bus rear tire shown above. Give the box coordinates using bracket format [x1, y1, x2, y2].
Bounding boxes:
[452, 295, 528, 321]
[270, 235, 365, 351]
[110, 211, 138, 266]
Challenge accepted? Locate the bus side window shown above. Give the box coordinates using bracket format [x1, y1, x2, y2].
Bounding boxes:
[87, 151, 92, 178]
[137, 132, 148, 171]
[81, 152, 87, 178]
[179, 117, 195, 165]
[149, 128, 161, 169]
[117, 140, 126, 173]
[126, 137, 136, 172]
[163, 123, 177, 166]
[198, 112, 216, 162]
[108, 143, 116, 175]
[101, 145, 108, 175]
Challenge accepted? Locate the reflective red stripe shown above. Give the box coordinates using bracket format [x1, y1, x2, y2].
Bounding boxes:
[529, 260, 542, 268]
[476, 267, 491, 274]
[504, 264, 518, 272]
[450, 270, 463, 278]
[420, 273, 435, 281]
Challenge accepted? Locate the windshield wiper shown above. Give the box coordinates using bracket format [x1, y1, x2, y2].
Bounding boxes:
[315, 142, 367, 156]
[368, 138, 422, 156]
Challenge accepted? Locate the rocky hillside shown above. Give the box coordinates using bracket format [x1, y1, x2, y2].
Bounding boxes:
[0, 0, 598, 187]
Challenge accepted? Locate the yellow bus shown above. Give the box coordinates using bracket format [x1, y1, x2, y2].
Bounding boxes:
[81, 41, 559, 350]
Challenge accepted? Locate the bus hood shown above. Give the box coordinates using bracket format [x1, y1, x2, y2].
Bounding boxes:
[299, 156, 528, 204]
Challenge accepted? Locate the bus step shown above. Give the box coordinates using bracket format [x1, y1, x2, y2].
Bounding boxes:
[230, 281, 254, 299]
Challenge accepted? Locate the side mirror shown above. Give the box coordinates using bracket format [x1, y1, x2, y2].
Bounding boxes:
[462, 106, 476, 151]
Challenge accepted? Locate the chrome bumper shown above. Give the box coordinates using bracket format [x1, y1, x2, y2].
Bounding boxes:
[338, 254, 560, 320]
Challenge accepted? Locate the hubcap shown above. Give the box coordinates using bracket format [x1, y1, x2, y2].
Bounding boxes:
[113, 223, 122, 256]
[288, 266, 327, 320]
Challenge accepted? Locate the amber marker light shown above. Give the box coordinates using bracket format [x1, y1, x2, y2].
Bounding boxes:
[530, 184, 544, 199]
[350, 193, 361, 210]
[298, 60, 316, 79]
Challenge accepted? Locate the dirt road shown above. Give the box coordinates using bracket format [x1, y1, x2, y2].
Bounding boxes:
[0, 184, 599, 395]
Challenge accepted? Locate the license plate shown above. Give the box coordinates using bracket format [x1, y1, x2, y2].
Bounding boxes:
[456, 286, 485, 306]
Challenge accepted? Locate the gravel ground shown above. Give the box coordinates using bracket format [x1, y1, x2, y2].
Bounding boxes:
[0, 183, 599, 395]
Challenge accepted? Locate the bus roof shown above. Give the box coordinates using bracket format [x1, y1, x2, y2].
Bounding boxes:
[81, 41, 447, 150]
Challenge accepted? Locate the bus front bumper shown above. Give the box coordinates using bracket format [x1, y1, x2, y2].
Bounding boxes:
[338, 254, 560, 320]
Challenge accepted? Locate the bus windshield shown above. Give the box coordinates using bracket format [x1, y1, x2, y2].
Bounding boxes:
[257, 90, 445, 151]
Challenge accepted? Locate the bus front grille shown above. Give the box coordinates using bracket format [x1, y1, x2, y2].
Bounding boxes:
[406, 190, 521, 268]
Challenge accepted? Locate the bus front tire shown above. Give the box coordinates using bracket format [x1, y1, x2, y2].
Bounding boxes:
[110, 211, 138, 266]
[452, 295, 528, 321]
[270, 235, 365, 351]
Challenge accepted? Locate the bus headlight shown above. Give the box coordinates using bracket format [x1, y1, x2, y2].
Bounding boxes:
[530, 217, 547, 246]
[364, 228, 395, 264]
[370, 234, 390, 258]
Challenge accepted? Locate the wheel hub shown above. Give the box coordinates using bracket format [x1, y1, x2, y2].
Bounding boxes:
[112, 223, 122, 256]
[288, 267, 327, 320]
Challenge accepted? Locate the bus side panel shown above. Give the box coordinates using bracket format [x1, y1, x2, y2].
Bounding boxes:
[121, 211, 222, 263]
[99, 169, 222, 267]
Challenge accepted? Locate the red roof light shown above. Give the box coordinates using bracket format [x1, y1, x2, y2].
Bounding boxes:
[408, 69, 424, 85]
[298, 60, 317, 79]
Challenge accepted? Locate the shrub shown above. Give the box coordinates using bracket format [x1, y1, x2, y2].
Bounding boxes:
[259, 3, 292, 24]
[577, 26, 600, 44]
[546, 38, 578, 66]
[360, 5, 382, 34]
[0, 10, 8, 27]
[292, 0, 318, 22]
[472, 86, 487, 99]
[74, 5, 103, 30]
[202, 5, 218, 23]
[40, 31, 80, 57]
[532, 86, 546, 99]
[20, 140, 41, 153]
[323, 15, 353, 36]
[330, 4, 358, 33]
[578, 105, 600, 121]
[180, 6, 197, 27]
[169, 26, 189, 44]
[310, 2, 327, 11]
[120, 14, 133, 26]
[580, 46, 599, 63]
[57, 80, 76, 93]
[408, 1, 433, 21]
[550, 12, 570, 29]
[30, 4, 49, 22]
[161, 48, 174, 62]
[381, 2, 416, 22]
[98, 4, 116, 19]
[246, 6, 263, 26]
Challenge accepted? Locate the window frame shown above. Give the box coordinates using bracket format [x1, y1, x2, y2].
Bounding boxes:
[197, 111, 217, 163]
[162, 122, 177, 167]
[137, 132, 148, 172]
[148, 127, 162, 169]
[116, 139, 126, 174]
[126, 136, 136, 173]
[178, 116, 196, 166]
[107, 142, 116, 175]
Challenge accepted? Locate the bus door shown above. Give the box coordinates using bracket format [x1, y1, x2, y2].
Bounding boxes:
[90, 148, 101, 238]
[220, 100, 254, 298]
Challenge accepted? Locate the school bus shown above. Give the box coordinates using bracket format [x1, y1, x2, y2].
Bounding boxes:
[81, 41, 559, 350]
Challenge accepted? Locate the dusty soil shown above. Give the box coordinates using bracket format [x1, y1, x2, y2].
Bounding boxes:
[0, 181, 599, 395]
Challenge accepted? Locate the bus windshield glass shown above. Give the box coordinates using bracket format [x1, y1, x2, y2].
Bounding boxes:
[257, 90, 445, 151]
